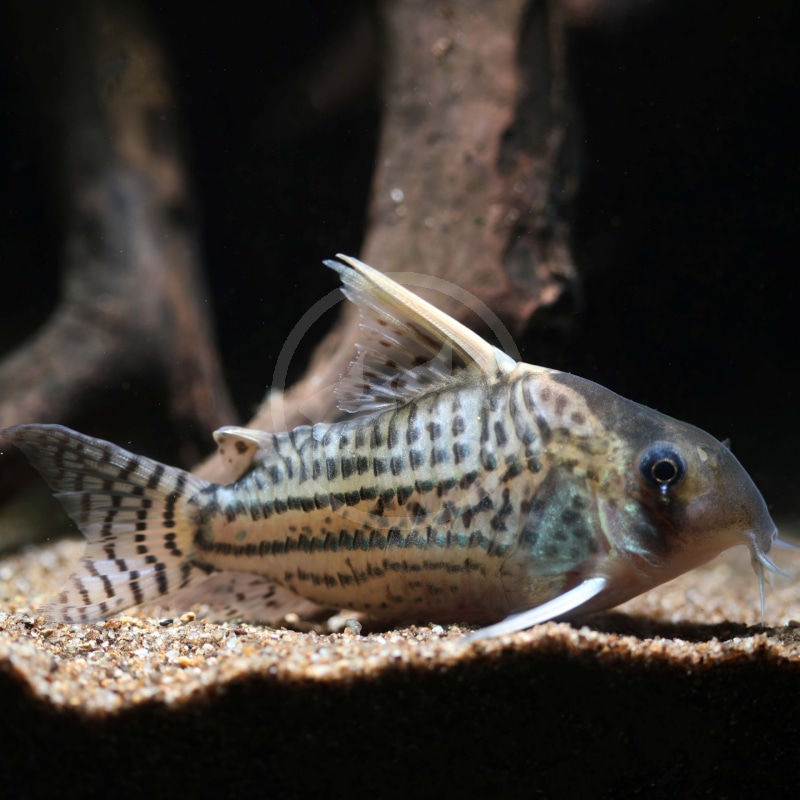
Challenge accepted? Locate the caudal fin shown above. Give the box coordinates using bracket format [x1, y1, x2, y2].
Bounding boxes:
[2, 424, 214, 623]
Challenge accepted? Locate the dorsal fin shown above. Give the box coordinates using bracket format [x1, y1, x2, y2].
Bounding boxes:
[325, 254, 517, 415]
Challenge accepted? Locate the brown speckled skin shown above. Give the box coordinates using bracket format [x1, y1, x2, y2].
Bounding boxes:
[0, 253, 778, 628]
[193, 365, 777, 623]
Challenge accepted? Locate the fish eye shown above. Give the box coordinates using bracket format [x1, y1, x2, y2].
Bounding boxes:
[639, 443, 686, 492]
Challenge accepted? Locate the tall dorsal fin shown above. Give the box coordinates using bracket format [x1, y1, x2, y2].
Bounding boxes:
[325, 255, 517, 415]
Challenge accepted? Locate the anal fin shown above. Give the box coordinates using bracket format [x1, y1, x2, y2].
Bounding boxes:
[139, 570, 333, 625]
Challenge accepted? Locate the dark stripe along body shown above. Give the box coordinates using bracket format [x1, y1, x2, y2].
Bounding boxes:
[2, 254, 781, 634]
[192, 369, 607, 621]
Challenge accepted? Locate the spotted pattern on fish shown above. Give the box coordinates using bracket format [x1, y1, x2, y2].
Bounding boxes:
[1, 254, 782, 634]
[172, 372, 612, 619]
[0, 425, 212, 622]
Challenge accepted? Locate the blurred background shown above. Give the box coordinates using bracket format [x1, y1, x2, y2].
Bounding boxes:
[1, 0, 798, 545]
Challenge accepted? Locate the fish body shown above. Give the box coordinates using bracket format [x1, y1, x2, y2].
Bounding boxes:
[1, 256, 782, 637]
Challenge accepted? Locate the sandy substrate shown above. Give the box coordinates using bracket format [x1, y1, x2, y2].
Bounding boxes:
[1, 537, 799, 798]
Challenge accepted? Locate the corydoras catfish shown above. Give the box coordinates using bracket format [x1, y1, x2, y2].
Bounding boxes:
[1, 255, 785, 639]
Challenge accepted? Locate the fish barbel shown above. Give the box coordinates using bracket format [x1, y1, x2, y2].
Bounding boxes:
[1, 255, 785, 638]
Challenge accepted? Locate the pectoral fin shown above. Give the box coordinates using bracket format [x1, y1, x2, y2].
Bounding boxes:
[464, 576, 609, 641]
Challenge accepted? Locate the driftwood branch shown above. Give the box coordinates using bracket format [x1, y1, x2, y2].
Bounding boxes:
[197, 0, 579, 481]
[0, 1, 579, 491]
[0, 1, 236, 442]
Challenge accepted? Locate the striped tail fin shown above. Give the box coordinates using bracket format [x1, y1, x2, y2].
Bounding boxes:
[2, 424, 213, 623]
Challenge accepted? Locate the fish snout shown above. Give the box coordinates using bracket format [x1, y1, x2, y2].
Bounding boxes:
[748, 523, 779, 560]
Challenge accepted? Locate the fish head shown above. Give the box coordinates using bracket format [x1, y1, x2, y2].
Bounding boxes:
[619, 418, 776, 570]
[551, 374, 779, 605]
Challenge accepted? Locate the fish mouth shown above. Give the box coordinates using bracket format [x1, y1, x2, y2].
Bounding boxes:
[747, 525, 783, 569]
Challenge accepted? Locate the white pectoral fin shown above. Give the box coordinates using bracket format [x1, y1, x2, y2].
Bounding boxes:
[464, 577, 609, 642]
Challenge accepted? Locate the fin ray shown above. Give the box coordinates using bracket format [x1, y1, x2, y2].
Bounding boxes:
[146, 571, 332, 624]
[465, 577, 609, 641]
[326, 255, 516, 415]
[3, 424, 213, 624]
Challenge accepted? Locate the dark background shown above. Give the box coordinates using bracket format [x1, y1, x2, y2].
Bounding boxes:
[1, 0, 798, 520]
[1, 6, 799, 797]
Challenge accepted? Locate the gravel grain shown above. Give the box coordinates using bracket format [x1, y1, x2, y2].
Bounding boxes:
[1, 537, 799, 717]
